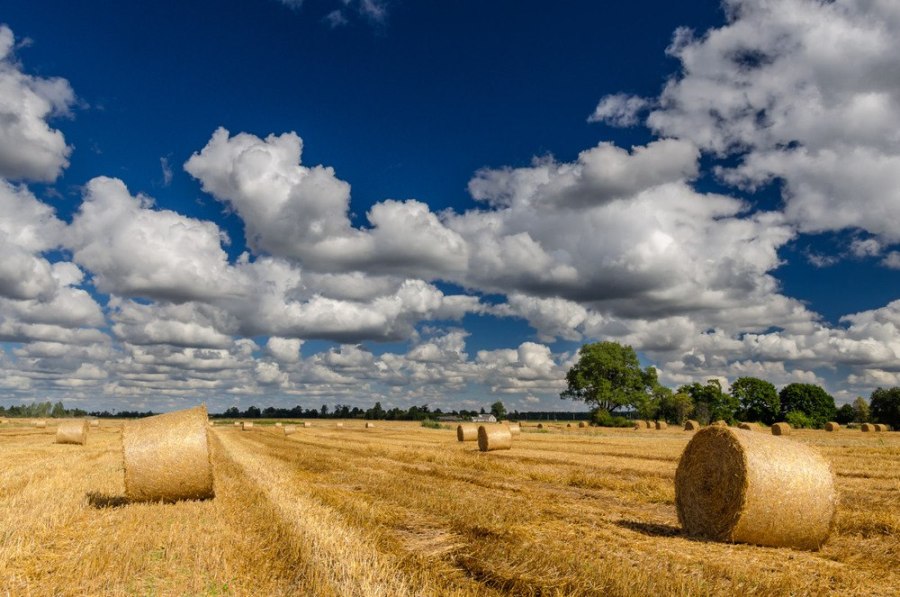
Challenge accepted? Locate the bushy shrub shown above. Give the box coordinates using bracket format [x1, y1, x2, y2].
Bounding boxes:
[592, 409, 633, 428]
[420, 419, 442, 429]
[785, 410, 814, 429]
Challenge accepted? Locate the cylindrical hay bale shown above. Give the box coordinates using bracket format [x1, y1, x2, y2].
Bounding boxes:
[242, 421, 254, 430]
[122, 405, 214, 503]
[578, 421, 586, 428]
[536, 423, 544, 429]
[365, 422, 375, 428]
[566, 423, 572, 428]
[233, 421, 241, 427]
[738, 422, 755, 431]
[505, 422, 521, 435]
[655, 421, 668, 430]
[684, 420, 700, 431]
[90, 420, 100, 428]
[675, 426, 836, 550]
[56, 420, 89, 445]
[457, 423, 478, 441]
[336, 422, 344, 428]
[34, 420, 47, 428]
[824, 422, 840, 432]
[633, 420, 645, 430]
[283, 424, 297, 436]
[275, 422, 282, 427]
[301, 422, 310, 428]
[860, 422, 874, 432]
[478, 425, 512, 452]
[771, 422, 791, 436]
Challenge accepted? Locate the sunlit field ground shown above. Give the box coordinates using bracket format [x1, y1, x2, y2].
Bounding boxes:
[1, 419, 897, 596]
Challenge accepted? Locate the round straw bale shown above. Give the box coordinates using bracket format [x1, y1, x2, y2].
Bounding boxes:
[655, 421, 668, 430]
[365, 422, 375, 428]
[275, 422, 282, 427]
[738, 422, 755, 431]
[505, 422, 521, 435]
[336, 422, 344, 428]
[860, 422, 874, 432]
[56, 419, 89, 445]
[684, 420, 700, 431]
[90, 419, 100, 428]
[122, 405, 214, 503]
[34, 420, 47, 428]
[566, 423, 572, 428]
[578, 421, 586, 428]
[675, 426, 836, 550]
[536, 423, 543, 429]
[301, 421, 310, 427]
[242, 421, 254, 430]
[876, 423, 888, 432]
[233, 421, 241, 427]
[771, 422, 791, 435]
[457, 423, 478, 441]
[633, 420, 645, 430]
[824, 422, 840, 432]
[283, 424, 297, 436]
[477, 425, 512, 452]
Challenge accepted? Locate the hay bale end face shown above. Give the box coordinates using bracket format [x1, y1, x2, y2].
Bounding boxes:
[56, 420, 88, 445]
[655, 421, 668, 430]
[283, 424, 297, 436]
[241, 421, 254, 431]
[675, 426, 836, 550]
[122, 405, 214, 503]
[684, 420, 700, 431]
[478, 425, 512, 452]
[861, 422, 874, 432]
[824, 422, 840, 432]
[771, 422, 791, 436]
[457, 423, 478, 442]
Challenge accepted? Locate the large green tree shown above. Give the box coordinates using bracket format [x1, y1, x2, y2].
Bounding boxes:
[779, 383, 836, 427]
[561, 342, 658, 413]
[731, 377, 780, 424]
[490, 400, 507, 421]
[678, 379, 738, 424]
[852, 396, 870, 423]
[657, 391, 694, 424]
[869, 387, 900, 429]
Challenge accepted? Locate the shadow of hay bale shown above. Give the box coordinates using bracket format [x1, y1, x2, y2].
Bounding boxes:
[615, 520, 683, 538]
[86, 492, 130, 509]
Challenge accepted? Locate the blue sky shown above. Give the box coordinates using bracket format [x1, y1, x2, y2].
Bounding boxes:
[1, 0, 899, 412]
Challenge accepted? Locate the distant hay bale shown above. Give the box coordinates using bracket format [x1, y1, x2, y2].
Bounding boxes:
[56, 420, 89, 445]
[336, 422, 344, 428]
[275, 422, 282, 427]
[578, 421, 586, 428]
[875, 423, 889, 432]
[675, 426, 836, 550]
[505, 422, 521, 435]
[301, 422, 310, 428]
[233, 421, 241, 427]
[738, 422, 755, 431]
[824, 422, 840, 432]
[241, 421, 254, 431]
[122, 405, 214, 503]
[34, 420, 47, 428]
[644, 420, 653, 428]
[684, 420, 700, 431]
[536, 423, 543, 429]
[771, 422, 791, 436]
[633, 420, 645, 430]
[365, 422, 375, 428]
[478, 425, 512, 452]
[655, 421, 668, 430]
[90, 420, 100, 428]
[457, 423, 478, 441]
[860, 422, 875, 432]
[566, 423, 572, 428]
[283, 425, 297, 436]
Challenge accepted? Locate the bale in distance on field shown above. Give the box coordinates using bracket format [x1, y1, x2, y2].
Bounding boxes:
[122, 405, 214, 503]
[233, 421, 241, 427]
[34, 420, 47, 428]
[578, 421, 586, 428]
[301, 422, 310, 428]
[241, 421, 254, 430]
[365, 422, 375, 428]
[283, 424, 297, 436]
[771, 422, 791, 435]
[566, 423, 572, 428]
[275, 422, 282, 427]
[860, 422, 874, 432]
[655, 421, 668, 430]
[536, 423, 543, 429]
[56, 419, 89, 445]
[505, 422, 521, 435]
[684, 420, 700, 431]
[90, 419, 100, 428]
[336, 422, 344, 428]
[457, 423, 478, 442]
[738, 422, 755, 431]
[633, 420, 645, 430]
[675, 425, 836, 550]
[824, 422, 840, 432]
[478, 425, 512, 452]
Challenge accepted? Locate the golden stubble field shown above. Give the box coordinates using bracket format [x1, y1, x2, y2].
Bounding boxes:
[1, 420, 898, 596]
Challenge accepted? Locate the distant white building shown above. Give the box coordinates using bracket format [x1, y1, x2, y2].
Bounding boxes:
[471, 414, 497, 423]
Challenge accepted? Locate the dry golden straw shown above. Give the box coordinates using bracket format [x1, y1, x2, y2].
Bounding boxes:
[457, 423, 478, 442]
[655, 421, 668, 430]
[825, 422, 840, 432]
[712, 420, 728, 427]
[738, 422, 755, 431]
[675, 426, 836, 550]
[771, 422, 791, 435]
[633, 420, 646, 430]
[505, 422, 521, 435]
[477, 425, 512, 452]
[684, 420, 700, 431]
[242, 422, 254, 431]
[283, 425, 297, 436]
[122, 405, 214, 503]
[55, 419, 88, 445]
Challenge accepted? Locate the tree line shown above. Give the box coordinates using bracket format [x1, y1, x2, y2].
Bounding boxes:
[562, 342, 900, 429]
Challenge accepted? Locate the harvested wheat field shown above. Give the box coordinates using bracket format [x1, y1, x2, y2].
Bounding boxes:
[1, 420, 898, 596]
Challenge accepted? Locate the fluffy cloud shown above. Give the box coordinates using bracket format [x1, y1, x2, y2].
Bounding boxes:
[0, 25, 74, 182]
[588, 93, 650, 127]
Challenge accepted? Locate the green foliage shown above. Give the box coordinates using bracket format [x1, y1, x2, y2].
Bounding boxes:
[779, 383, 836, 427]
[785, 410, 815, 429]
[678, 379, 738, 424]
[561, 342, 658, 413]
[490, 400, 507, 421]
[852, 396, 870, 423]
[656, 391, 694, 424]
[366, 401, 386, 420]
[835, 403, 855, 425]
[420, 419, 442, 429]
[731, 377, 779, 424]
[869, 387, 900, 428]
[591, 409, 632, 428]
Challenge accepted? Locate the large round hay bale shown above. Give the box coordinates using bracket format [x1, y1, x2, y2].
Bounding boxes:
[283, 424, 297, 436]
[241, 421, 254, 430]
[34, 420, 47, 428]
[505, 422, 521, 435]
[860, 422, 874, 432]
[56, 420, 89, 445]
[578, 421, 586, 428]
[771, 422, 791, 436]
[478, 425, 512, 452]
[675, 426, 836, 550]
[824, 422, 840, 432]
[655, 421, 668, 430]
[684, 420, 700, 431]
[122, 405, 214, 503]
[365, 422, 375, 428]
[457, 423, 478, 441]
[738, 422, 755, 431]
